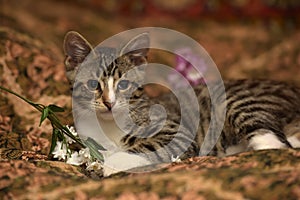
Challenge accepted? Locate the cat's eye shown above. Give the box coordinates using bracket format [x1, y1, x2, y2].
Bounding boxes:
[117, 80, 130, 90]
[87, 79, 100, 91]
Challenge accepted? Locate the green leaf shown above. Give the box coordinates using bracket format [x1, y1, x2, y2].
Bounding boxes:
[84, 137, 106, 162]
[49, 128, 59, 155]
[39, 107, 49, 126]
[86, 137, 106, 151]
[48, 104, 65, 113]
[57, 129, 65, 141]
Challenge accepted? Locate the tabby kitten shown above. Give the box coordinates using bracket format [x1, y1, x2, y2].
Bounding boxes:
[63, 31, 300, 174]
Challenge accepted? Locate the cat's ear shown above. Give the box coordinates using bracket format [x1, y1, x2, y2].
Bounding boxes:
[63, 31, 93, 82]
[120, 32, 150, 58]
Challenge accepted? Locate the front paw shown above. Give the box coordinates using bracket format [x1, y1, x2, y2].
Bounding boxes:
[103, 152, 151, 176]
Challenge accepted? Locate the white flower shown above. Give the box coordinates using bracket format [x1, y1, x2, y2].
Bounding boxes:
[86, 161, 102, 171]
[52, 141, 68, 161]
[171, 155, 182, 163]
[66, 148, 91, 166]
[67, 151, 83, 166]
[79, 148, 91, 163]
[66, 125, 77, 136]
[65, 125, 78, 144]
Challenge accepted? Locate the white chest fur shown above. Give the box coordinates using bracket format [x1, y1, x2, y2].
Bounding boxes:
[98, 117, 125, 146]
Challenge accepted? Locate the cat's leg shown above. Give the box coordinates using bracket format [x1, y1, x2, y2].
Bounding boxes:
[102, 151, 151, 176]
[224, 139, 248, 156]
[228, 106, 292, 151]
[284, 119, 300, 148]
[120, 123, 199, 164]
[288, 135, 300, 148]
[247, 129, 291, 150]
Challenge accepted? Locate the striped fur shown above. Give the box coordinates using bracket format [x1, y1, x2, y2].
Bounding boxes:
[64, 32, 300, 164]
[194, 80, 300, 156]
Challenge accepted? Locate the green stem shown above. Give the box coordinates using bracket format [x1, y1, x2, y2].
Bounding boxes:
[0, 86, 38, 106]
[0, 85, 85, 147]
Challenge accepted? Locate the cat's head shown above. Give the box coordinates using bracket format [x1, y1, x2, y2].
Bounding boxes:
[63, 31, 150, 120]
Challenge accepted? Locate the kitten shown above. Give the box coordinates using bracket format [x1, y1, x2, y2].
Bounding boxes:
[63, 31, 300, 175]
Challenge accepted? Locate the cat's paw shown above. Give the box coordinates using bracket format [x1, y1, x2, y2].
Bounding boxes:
[102, 151, 151, 176]
[248, 129, 287, 150]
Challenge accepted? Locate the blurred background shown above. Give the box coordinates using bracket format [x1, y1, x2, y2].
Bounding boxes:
[2, 0, 300, 81]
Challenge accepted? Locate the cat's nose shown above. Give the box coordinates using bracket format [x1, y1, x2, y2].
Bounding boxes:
[104, 101, 115, 110]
